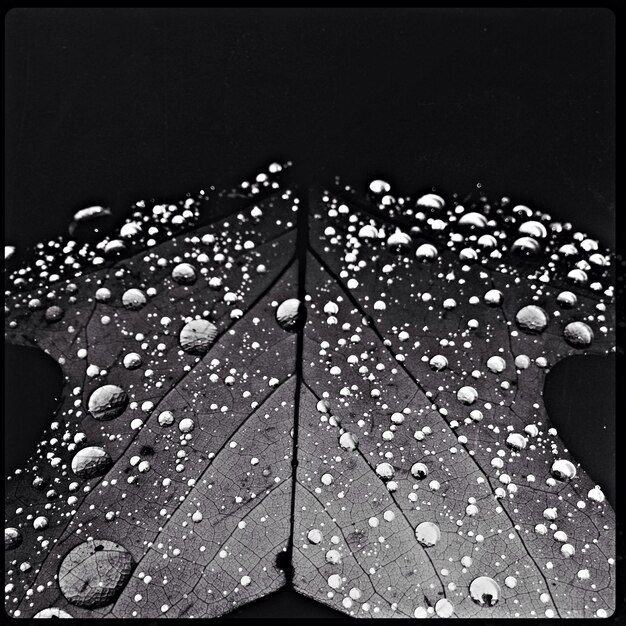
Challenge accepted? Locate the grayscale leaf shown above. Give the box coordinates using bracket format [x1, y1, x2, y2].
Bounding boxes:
[4, 166, 615, 619]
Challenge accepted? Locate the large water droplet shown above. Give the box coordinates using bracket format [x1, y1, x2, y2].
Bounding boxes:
[458, 212, 487, 229]
[511, 237, 541, 255]
[414, 521, 441, 547]
[71, 446, 112, 479]
[87, 385, 128, 421]
[179, 319, 218, 354]
[33, 608, 73, 619]
[551, 459, 577, 481]
[59, 540, 134, 608]
[5, 527, 22, 550]
[515, 305, 548, 334]
[121, 288, 147, 311]
[469, 576, 501, 606]
[339, 432, 358, 451]
[457, 386, 478, 405]
[435, 598, 454, 618]
[415, 243, 438, 261]
[276, 298, 306, 332]
[171, 263, 197, 285]
[563, 321, 593, 348]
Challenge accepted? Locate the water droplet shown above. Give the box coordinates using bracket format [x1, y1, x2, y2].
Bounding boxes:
[326, 549, 342, 564]
[486, 356, 506, 373]
[171, 263, 197, 285]
[71, 446, 113, 479]
[556, 291, 577, 308]
[504, 576, 517, 589]
[414, 521, 441, 547]
[511, 237, 541, 255]
[158, 410, 175, 427]
[506, 433, 528, 451]
[435, 598, 454, 618]
[59, 540, 134, 608]
[416, 194, 445, 209]
[515, 305, 548, 334]
[386, 230, 412, 249]
[588, 486, 605, 503]
[121, 289, 147, 311]
[410, 463, 428, 479]
[458, 212, 488, 229]
[327, 574, 343, 589]
[551, 459, 576, 481]
[123, 352, 142, 369]
[276, 298, 306, 332]
[339, 432, 358, 451]
[87, 385, 128, 421]
[33, 608, 73, 619]
[179, 319, 218, 354]
[429, 355, 448, 371]
[178, 418, 195, 433]
[5, 527, 22, 550]
[369, 180, 391, 194]
[518, 220, 547, 239]
[563, 321, 593, 348]
[469, 576, 501, 606]
[457, 386, 478, 405]
[375, 462, 395, 480]
[415, 243, 438, 262]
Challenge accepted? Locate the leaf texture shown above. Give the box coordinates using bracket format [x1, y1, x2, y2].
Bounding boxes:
[4, 167, 616, 619]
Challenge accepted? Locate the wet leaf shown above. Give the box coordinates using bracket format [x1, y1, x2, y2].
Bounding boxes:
[4, 167, 615, 619]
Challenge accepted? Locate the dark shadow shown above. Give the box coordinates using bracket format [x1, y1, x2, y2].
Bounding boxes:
[4, 343, 64, 474]
[543, 354, 615, 505]
[221, 585, 348, 619]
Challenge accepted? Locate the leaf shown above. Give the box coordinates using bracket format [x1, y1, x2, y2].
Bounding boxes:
[4, 167, 616, 619]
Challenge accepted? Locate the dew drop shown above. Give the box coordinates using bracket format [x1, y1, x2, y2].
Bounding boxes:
[551, 459, 577, 481]
[469, 576, 501, 606]
[59, 540, 134, 608]
[71, 446, 113, 479]
[33, 608, 73, 619]
[5, 527, 22, 550]
[87, 385, 128, 421]
[563, 321, 593, 348]
[414, 521, 441, 547]
[179, 319, 218, 355]
[515, 305, 548, 334]
[171, 263, 197, 285]
[276, 298, 307, 332]
[435, 598, 454, 618]
[121, 288, 147, 311]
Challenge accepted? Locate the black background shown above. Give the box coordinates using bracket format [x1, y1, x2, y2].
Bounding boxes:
[4, 7, 619, 621]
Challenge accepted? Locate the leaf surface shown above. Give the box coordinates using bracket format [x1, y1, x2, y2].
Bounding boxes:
[4, 168, 615, 619]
